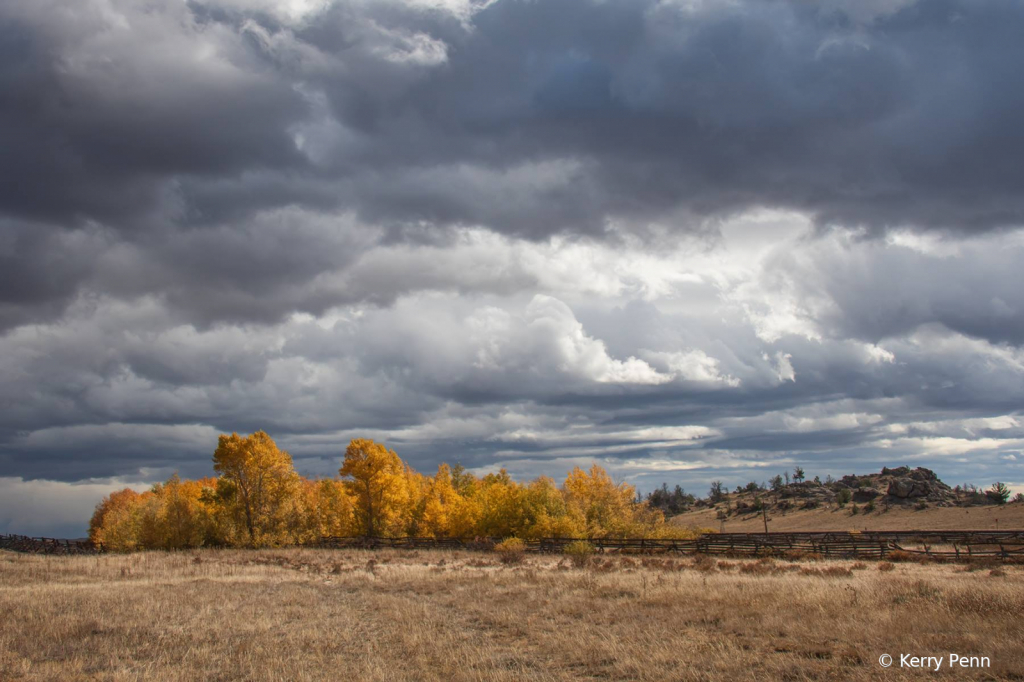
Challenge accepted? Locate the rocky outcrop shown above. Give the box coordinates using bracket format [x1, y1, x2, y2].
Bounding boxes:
[883, 467, 956, 504]
[712, 465, 964, 513]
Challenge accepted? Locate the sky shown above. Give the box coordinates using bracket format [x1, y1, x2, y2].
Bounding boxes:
[3, 0, 1024, 537]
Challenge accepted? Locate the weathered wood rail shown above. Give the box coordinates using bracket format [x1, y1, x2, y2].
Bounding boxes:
[0, 534, 104, 555]
[3, 531, 1020, 560]
[320, 530, 1024, 560]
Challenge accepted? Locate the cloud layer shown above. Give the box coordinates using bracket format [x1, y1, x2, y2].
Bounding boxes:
[2, 0, 1024, 534]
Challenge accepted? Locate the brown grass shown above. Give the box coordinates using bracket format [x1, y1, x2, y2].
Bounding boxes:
[2, 548, 1023, 681]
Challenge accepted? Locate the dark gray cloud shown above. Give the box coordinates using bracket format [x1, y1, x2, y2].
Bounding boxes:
[2, 0, 1024, 535]
[6, 0, 1024, 235]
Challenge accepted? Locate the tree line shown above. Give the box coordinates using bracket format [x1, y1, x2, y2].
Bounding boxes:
[89, 431, 698, 550]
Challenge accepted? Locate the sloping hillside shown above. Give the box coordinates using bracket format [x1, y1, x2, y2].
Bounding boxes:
[666, 466, 1022, 532]
[671, 500, 1024, 532]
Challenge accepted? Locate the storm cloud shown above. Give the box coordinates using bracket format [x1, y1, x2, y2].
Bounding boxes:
[2, 0, 1024, 535]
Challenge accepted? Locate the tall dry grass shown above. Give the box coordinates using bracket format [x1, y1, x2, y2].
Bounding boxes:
[1, 548, 1022, 681]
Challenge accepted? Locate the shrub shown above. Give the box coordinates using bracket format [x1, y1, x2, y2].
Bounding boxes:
[739, 561, 774, 575]
[836, 488, 852, 506]
[878, 561, 895, 572]
[800, 565, 853, 578]
[563, 540, 596, 569]
[494, 537, 526, 565]
[864, 500, 875, 513]
[1013, 492, 1024, 504]
[915, 500, 928, 510]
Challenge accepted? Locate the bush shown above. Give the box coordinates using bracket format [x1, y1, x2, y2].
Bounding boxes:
[864, 500, 875, 513]
[799, 565, 853, 578]
[836, 488, 852, 506]
[739, 560, 775, 575]
[878, 562, 896, 572]
[563, 540, 596, 569]
[1014, 492, 1024, 504]
[494, 537, 526, 565]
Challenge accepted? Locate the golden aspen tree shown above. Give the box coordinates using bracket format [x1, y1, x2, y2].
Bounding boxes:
[339, 438, 411, 536]
[522, 476, 585, 539]
[88, 488, 151, 551]
[420, 464, 453, 537]
[296, 478, 357, 542]
[396, 466, 427, 536]
[475, 469, 528, 537]
[213, 430, 300, 546]
[449, 464, 476, 495]
[420, 464, 481, 537]
[150, 475, 217, 549]
[562, 464, 638, 537]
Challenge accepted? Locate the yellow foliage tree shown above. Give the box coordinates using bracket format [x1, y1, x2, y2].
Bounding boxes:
[522, 476, 585, 539]
[339, 438, 413, 537]
[420, 464, 480, 537]
[293, 478, 357, 544]
[475, 469, 528, 538]
[562, 464, 638, 538]
[213, 430, 300, 546]
[147, 475, 218, 549]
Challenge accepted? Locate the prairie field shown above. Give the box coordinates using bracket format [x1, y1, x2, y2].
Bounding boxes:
[1, 548, 1022, 681]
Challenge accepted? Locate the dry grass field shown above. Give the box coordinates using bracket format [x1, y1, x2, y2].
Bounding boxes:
[2, 548, 1022, 681]
[673, 501, 1024, 534]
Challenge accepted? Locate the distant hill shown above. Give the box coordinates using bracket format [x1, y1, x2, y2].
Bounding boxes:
[663, 466, 1023, 532]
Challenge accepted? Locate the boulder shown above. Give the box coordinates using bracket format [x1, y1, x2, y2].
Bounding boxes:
[887, 478, 929, 499]
[852, 487, 880, 502]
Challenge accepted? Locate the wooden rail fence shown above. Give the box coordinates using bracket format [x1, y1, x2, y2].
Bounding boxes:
[0, 534, 103, 555]
[320, 530, 1024, 560]
[4, 530, 1021, 560]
